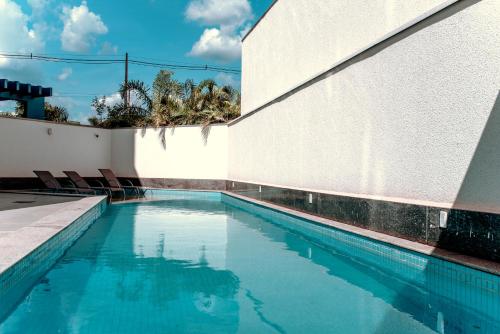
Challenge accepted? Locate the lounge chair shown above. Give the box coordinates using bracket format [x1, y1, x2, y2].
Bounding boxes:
[98, 169, 141, 197]
[63, 171, 123, 199]
[33, 170, 96, 195]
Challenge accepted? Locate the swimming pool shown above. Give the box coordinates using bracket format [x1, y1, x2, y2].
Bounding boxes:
[0, 191, 499, 333]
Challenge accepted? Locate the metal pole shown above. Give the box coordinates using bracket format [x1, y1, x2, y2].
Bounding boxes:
[125, 52, 129, 109]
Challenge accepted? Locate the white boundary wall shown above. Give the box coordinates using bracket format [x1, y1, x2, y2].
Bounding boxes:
[0, 117, 111, 177]
[0, 118, 228, 180]
[110, 125, 228, 179]
[231, 0, 500, 210]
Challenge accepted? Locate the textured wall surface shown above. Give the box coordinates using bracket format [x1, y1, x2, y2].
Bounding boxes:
[241, 0, 454, 114]
[111, 125, 228, 179]
[0, 117, 111, 177]
[231, 0, 500, 210]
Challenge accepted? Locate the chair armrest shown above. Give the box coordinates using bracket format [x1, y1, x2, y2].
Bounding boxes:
[62, 180, 77, 188]
[91, 179, 106, 188]
[121, 179, 136, 187]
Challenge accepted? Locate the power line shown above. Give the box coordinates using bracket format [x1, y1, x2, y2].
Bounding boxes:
[0, 52, 241, 99]
[128, 60, 240, 74]
[0, 50, 121, 57]
[0, 50, 240, 70]
[0, 53, 120, 64]
[0, 52, 241, 73]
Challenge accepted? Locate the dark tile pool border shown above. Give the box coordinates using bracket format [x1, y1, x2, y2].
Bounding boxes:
[0, 177, 226, 191]
[225, 180, 500, 264]
[221, 191, 500, 324]
[0, 196, 108, 321]
[125, 177, 226, 190]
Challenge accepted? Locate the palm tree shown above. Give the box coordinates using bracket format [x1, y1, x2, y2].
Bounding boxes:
[90, 80, 153, 128]
[150, 70, 183, 126]
[89, 70, 241, 128]
[196, 80, 241, 126]
[119, 79, 153, 126]
[45, 102, 69, 122]
[10, 101, 69, 122]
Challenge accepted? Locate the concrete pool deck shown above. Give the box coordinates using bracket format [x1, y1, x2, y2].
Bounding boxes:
[0, 193, 106, 275]
[0, 192, 84, 233]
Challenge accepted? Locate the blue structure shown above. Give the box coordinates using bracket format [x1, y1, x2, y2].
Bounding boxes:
[0, 79, 52, 120]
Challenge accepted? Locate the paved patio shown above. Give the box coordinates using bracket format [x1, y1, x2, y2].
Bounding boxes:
[0, 194, 106, 274]
[0, 192, 82, 232]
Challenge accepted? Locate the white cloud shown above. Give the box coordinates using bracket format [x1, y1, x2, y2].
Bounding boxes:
[60, 1, 108, 52]
[27, 0, 59, 44]
[28, 0, 50, 17]
[95, 91, 147, 109]
[99, 41, 118, 55]
[48, 95, 86, 123]
[103, 92, 122, 106]
[0, 0, 45, 82]
[91, 92, 121, 112]
[215, 73, 240, 88]
[186, 0, 252, 29]
[0, 0, 43, 67]
[48, 96, 77, 110]
[57, 67, 72, 81]
[188, 28, 242, 63]
[0, 100, 18, 113]
[186, 0, 253, 63]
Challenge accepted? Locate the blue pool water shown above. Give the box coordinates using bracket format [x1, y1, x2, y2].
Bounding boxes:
[0, 191, 499, 333]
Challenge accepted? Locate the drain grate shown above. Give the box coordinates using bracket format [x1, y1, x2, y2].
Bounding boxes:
[12, 200, 36, 204]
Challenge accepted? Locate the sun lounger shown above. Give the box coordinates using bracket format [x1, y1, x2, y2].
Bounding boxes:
[63, 171, 123, 199]
[33, 170, 96, 195]
[98, 169, 141, 197]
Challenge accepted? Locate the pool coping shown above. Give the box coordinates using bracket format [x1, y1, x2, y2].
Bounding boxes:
[222, 191, 500, 276]
[0, 195, 107, 276]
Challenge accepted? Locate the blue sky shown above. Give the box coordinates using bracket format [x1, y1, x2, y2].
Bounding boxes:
[0, 0, 273, 122]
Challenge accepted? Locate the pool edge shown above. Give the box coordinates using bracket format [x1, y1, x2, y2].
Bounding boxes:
[0, 196, 108, 321]
[221, 191, 500, 277]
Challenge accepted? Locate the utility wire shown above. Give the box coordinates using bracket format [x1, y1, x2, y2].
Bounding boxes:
[0, 50, 239, 69]
[0, 52, 241, 73]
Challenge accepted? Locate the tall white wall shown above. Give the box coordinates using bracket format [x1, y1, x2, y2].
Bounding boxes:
[0, 117, 111, 177]
[111, 125, 228, 179]
[231, 0, 500, 211]
[241, 0, 455, 115]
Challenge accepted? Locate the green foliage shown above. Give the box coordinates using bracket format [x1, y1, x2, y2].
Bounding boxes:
[15, 101, 26, 117]
[0, 101, 69, 122]
[89, 70, 241, 128]
[44, 102, 69, 122]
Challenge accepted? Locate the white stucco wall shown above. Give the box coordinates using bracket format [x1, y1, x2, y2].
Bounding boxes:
[231, 0, 500, 210]
[0, 119, 228, 180]
[0, 117, 111, 177]
[111, 125, 228, 179]
[242, 0, 456, 115]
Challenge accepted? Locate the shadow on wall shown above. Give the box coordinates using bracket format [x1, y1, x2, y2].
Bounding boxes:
[372, 91, 500, 334]
[452, 91, 500, 210]
[432, 91, 500, 259]
[114, 126, 140, 186]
